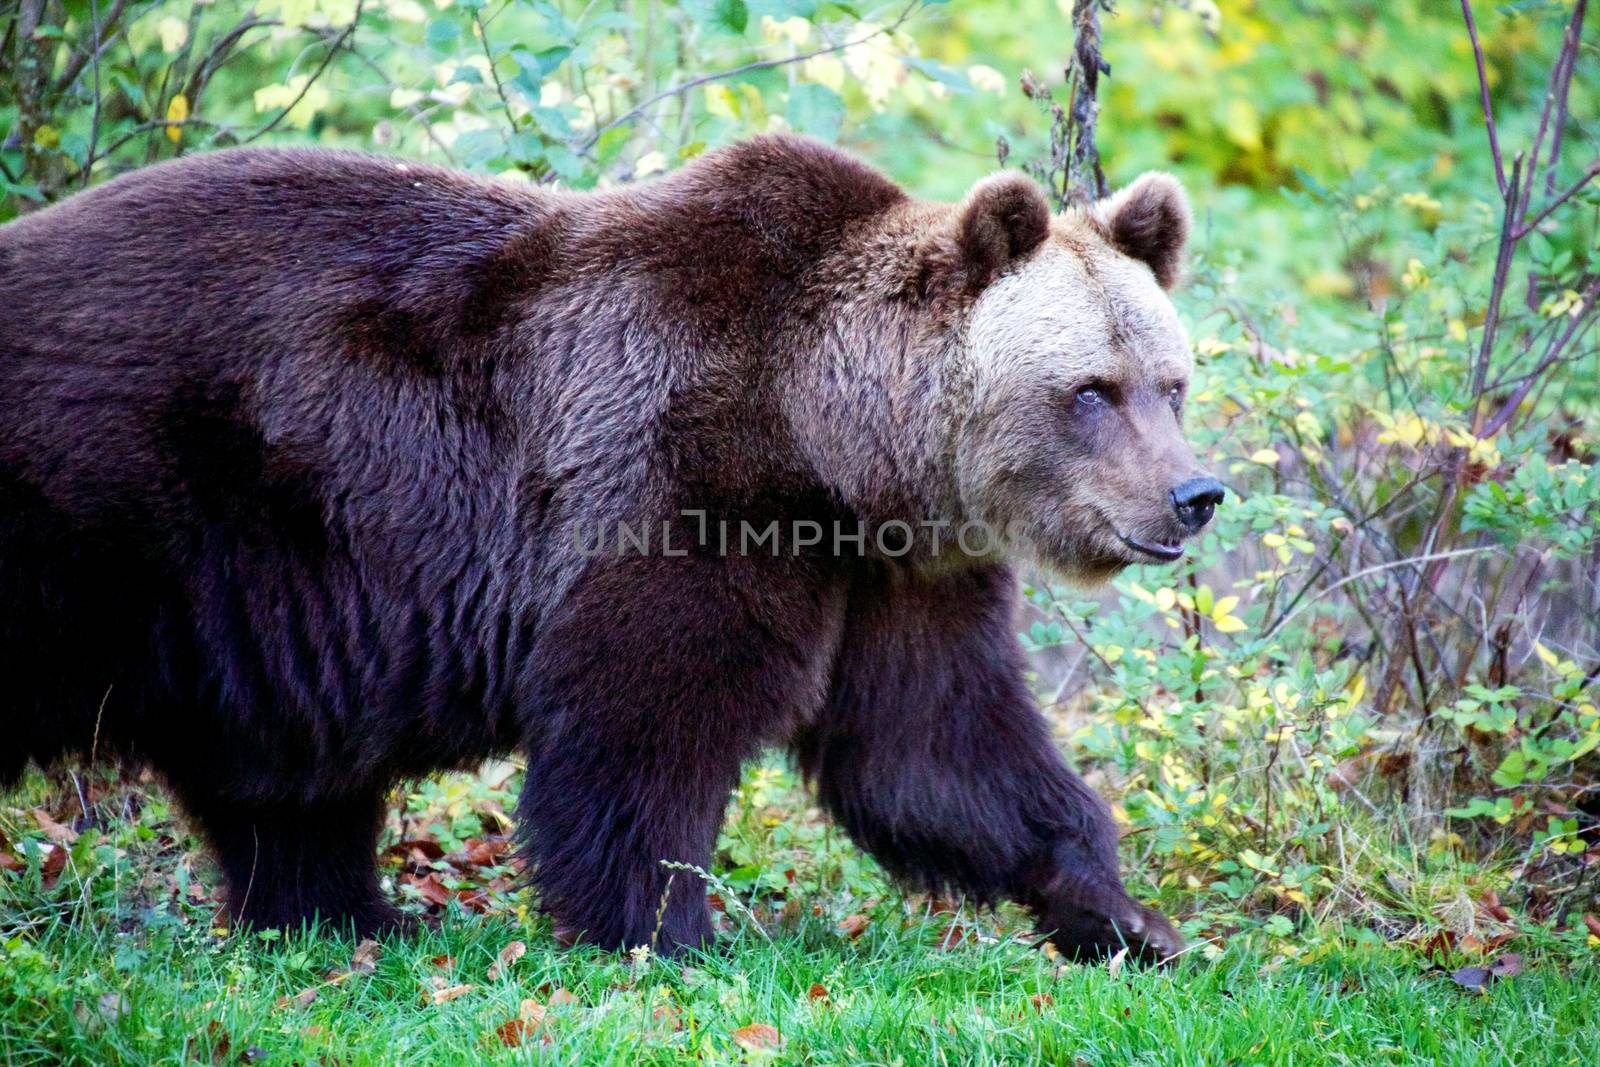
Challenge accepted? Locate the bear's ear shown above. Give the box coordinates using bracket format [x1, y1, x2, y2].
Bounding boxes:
[1094, 172, 1191, 289]
[956, 173, 1052, 285]
[917, 173, 1051, 297]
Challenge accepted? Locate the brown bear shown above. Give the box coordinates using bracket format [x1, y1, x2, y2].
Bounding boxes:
[0, 134, 1219, 961]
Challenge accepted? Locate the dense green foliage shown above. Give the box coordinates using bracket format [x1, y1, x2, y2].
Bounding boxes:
[3, 0, 1598, 1062]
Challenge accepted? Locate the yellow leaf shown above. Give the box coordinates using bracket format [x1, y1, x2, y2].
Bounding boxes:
[1533, 641, 1560, 669]
[1154, 587, 1177, 612]
[1224, 98, 1262, 150]
[1212, 613, 1248, 634]
[165, 95, 189, 143]
[1249, 448, 1280, 465]
[704, 84, 740, 120]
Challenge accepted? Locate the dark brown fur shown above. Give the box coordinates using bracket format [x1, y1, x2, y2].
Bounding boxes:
[0, 136, 1180, 959]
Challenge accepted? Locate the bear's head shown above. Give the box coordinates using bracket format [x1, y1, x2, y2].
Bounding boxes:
[927, 170, 1222, 582]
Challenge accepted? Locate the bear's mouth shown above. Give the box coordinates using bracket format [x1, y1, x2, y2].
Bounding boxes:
[1119, 533, 1185, 562]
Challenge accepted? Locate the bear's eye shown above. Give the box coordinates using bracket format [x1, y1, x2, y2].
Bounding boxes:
[1076, 385, 1109, 408]
[1166, 382, 1185, 412]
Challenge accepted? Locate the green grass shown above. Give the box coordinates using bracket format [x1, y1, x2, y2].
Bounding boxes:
[4, 769, 1598, 1066]
[3, 906, 1598, 1065]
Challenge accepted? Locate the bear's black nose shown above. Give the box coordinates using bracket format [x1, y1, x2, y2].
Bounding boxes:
[1170, 476, 1225, 531]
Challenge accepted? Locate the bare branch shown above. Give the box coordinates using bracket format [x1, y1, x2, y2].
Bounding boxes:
[1516, 159, 1600, 239]
[54, 0, 133, 95]
[242, 3, 364, 145]
[1469, 152, 1521, 418]
[84, 0, 104, 189]
[1461, 0, 1507, 197]
[1480, 280, 1600, 438]
[578, 0, 923, 155]
[1542, 0, 1587, 195]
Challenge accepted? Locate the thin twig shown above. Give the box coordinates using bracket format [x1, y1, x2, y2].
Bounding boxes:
[1264, 548, 1500, 639]
[578, 0, 922, 153]
[473, 9, 520, 135]
[242, 2, 363, 144]
[1515, 159, 1599, 239]
[1461, 0, 1506, 196]
[83, 0, 103, 188]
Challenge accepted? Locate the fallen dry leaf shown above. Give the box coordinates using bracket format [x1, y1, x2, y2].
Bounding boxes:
[1450, 953, 1522, 993]
[32, 808, 77, 844]
[807, 983, 829, 1002]
[1107, 945, 1130, 978]
[275, 986, 318, 1010]
[1028, 993, 1054, 1011]
[426, 983, 474, 1005]
[349, 939, 381, 975]
[487, 940, 526, 981]
[495, 999, 550, 1047]
[1583, 914, 1600, 940]
[838, 914, 869, 940]
[547, 988, 579, 1007]
[652, 1003, 682, 1032]
[731, 1023, 784, 1051]
[936, 921, 975, 950]
[408, 873, 454, 909]
[38, 844, 66, 887]
[1480, 889, 1512, 924]
[1488, 953, 1522, 978]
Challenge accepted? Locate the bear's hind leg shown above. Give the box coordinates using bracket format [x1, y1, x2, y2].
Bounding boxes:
[183, 790, 404, 937]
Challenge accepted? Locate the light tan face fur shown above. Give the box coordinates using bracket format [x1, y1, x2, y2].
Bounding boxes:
[953, 231, 1207, 582]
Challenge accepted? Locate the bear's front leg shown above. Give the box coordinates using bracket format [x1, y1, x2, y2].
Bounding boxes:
[519, 552, 839, 953]
[180, 788, 405, 936]
[797, 562, 1181, 963]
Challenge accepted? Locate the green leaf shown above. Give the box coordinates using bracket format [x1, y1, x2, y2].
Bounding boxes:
[512, 46, 572, 79]
[683, 0, 749, 35]
[425, 17, 462, 48]
[748, 0, 818, 15]
[901, 56, 973, 93]
[786, 83, 844, 141]
[593, 125, 632, 168]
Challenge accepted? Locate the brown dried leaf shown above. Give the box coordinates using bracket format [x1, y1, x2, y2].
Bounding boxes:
[1488, 953, 1522, 978]
[1107, 945, 1130, 979]
[275, 986, 318, 1010]
[731, 1023, 784, 1052]
[426, 983, 474, 1005]
[39, 844, 66, 888]
[32, 808, 77, 844]
[385, 838, 445, 861]
[936, 921, 975, 950]
[547, 988, 579, 1007]
[349, 938, 381, 975]
[409, 873, 453, 909]
[806, 983, 829, 1003]
[495, 999, 550, 1048]
[1583, 914, 1600, 940]
[1449, 966, 1491, 993]
[1480, 889, 1512, 924]
[1028, 993, 1054, 1012]
[652, 1003, 682, 1032]
[486, 940, 526, 981]
[838, 913, 869, 940]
